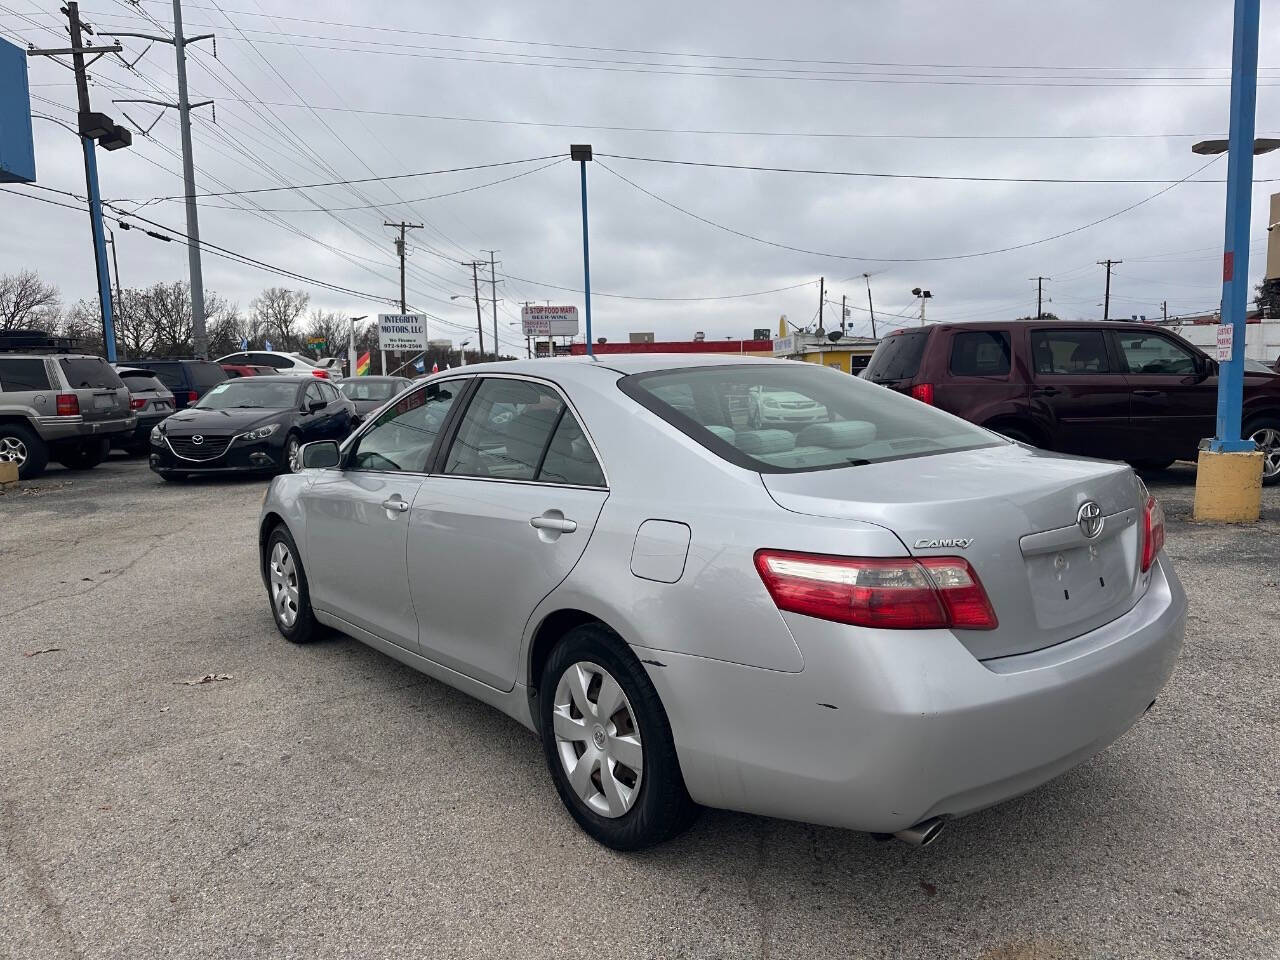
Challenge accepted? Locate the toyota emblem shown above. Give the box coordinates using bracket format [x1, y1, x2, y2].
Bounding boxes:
[1077, 500, 1103, 539]
[191, 435, 204, 445]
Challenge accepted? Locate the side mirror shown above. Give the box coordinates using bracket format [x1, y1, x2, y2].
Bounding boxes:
[300, 440, 340, 469]
[308, 398, 326, 412]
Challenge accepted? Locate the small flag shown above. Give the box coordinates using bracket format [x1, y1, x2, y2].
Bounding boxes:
[356, 351, 371, 376]
[414, 357, 425, 373]
[239, 337, 249, 351]
[431, 361, 439, 373]
[264, 338, 273, 351]
[445, 364, 451, 370]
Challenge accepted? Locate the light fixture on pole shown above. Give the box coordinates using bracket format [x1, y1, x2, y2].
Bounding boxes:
[459, 338, 472, 368]
[911, 287, 933, 325]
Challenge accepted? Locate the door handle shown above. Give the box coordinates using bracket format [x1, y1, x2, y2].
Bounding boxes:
[1133, 389, 1162, 398]
[381, 497, 410, 513]
[1032, 386, 1061, 397]
[530, 514, 577, 533]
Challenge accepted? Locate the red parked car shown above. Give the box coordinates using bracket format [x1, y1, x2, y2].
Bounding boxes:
[220, 363, 278, 379]
[862, 320, 1280, 483]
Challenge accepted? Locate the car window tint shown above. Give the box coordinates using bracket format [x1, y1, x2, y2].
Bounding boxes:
[863, 329, 930, 381]
[304, 382, 324, 405]
[622, 364, 997, 474]
[58, 356, 123, 389]
[350, 380, 462, 473]
[445, 379, 564, 481]
[1031, 330, 1110, 375]
[119, 374, 167, 393]
[188, 361, 227, 388]
[538, 410, 605, 486]
[221, 353, 248, 364]
[145, 364, 183, 390]
[1115, 332, 1198, 375]
[950, 331, 1011, 377]
[0, 358, 51, 391]
[320, 382, 341, 401]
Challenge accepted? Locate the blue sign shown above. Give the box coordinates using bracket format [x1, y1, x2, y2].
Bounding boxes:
[0, 38, 36, 184]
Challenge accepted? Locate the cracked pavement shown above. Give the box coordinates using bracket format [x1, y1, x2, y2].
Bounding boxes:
[1, 457, 1277, 959]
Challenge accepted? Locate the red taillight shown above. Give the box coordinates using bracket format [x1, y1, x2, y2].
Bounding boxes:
[754, 550, 997, 631]
[311, 368, 330, 379]
[56, 393, 79, 416]
[186, 391, 198, 405]
[1140, 495, 1165, 573]
[130, 397, 147, 410]
[909, 383, 935, 405]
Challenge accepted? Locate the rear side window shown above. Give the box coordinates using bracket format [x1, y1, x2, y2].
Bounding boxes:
[446, 379, 561, 482]
[59, 357, 123, 389]
[1031, 330, 1110, 375]
[862, 330, 930, 381]
[0, 358, 51, 391]
[187, 361, 227, 388]
[950, 331, 1011, 377]
[621, 364, 998, 474]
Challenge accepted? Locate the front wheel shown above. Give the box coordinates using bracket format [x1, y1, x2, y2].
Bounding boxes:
[0, 422, 48, 479]
[264, 525, 318, 643]
[538, 623, 698, 850]
[282, 434, 302, 474]
[1244, 417, 1280, 485]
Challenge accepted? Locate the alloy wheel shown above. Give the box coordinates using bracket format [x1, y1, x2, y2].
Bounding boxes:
[269, 541, 300, 628]
[552, 661, 644, 818]
[1251, 426, 1280, 479]
[286, 438, 301, 473]
[0, 436, 28, 466]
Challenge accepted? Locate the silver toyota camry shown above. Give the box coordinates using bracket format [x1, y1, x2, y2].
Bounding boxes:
[259, 355, 1185, 850]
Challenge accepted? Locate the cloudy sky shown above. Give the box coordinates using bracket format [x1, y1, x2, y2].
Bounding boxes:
[3, 0, 1280, 355]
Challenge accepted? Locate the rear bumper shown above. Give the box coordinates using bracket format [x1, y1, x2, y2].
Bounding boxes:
[640, 555, 1186, 834]
[36, 414, 136, 441]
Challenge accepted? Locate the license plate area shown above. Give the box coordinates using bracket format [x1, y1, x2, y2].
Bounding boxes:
[1023, 536, 1134, 630]
[93, 394, 115, 411]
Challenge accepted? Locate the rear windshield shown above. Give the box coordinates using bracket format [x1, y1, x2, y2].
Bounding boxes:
[340, 379, 407, 401]
[187, 361, 228, 388]
[862, 330, 930, 382]
[59, 357, 124, 389]
[119, 373, 167, 393]
[196, 379, 299, 410]
[620, 363, 999, 474]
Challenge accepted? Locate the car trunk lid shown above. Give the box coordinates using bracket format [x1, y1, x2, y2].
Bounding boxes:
[761, 443, 1147, 660]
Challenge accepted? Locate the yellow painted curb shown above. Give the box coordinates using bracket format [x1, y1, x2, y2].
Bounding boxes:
[1192, 449, 1264, 523]
[0, 461, 17, 489]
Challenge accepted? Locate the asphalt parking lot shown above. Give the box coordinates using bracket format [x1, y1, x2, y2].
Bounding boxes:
[2, 456, 1277, 960]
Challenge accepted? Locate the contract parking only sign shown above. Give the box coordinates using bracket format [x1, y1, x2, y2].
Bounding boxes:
[377, 314, 428, 352]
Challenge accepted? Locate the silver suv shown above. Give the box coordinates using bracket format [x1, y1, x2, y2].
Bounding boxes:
[0, 333, 135, 479]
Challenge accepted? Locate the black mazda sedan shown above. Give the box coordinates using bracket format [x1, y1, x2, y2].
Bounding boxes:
[149, 376, 356, 480]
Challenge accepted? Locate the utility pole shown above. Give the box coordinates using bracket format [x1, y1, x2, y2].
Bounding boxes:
[863, 273, 877, 339]
[1097, 259, 1122, 320]
[106, 225, 123, 356]
[28, 4, 126, 362]
[484, 249, 500, 361]
[465, 262, 486, 358]
[570, 145, 594, 356]
[841, 294, 847, 335]
[817, 276, 825, 332]
[383, 221, 423, 314]
[102, 3, 214, 356]
[912, 287, 933, 325]
[1162, 300, 1168, 323]
[1030, 276, 1051, 319]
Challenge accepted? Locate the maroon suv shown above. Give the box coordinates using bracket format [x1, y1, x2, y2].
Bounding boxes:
[862, 320, 1280, 483]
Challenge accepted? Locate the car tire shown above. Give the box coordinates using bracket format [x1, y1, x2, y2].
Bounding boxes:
[538, 623, 699, 851]
[264, 525, 319, 643]
[0, 422, 48, 480]
[56, 438, 109, 471]
[281, 433, 302, 475]
[1243, 416, 1280, 486]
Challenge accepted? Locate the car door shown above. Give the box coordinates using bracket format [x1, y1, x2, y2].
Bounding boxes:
[1028, 328, 1132, 459]
[318, 381, 353, 439]
[302, 378, 469, 648]
[408, 376, 609, 689]
[1111, 328, 1217, 461]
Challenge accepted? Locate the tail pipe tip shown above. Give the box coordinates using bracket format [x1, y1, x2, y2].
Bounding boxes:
[893, 816, 947, 847]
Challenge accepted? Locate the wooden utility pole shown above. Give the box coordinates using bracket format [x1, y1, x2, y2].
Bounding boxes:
[1097, 259, 1122, 320]
[464, 261, 486, 357]
[384, 221, 422, 313]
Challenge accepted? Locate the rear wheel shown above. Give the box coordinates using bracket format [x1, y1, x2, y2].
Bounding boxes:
[56, 438, 108, 471]
[1244, 416, 1280, 485]
[265, 525, 318, 643]
[538, 623, 698, 850]
[0, 423, 47, 480]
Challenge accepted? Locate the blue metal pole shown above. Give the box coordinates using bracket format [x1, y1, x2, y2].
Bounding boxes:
[81, 136, 117, 363]
[1210, 0, 1260, 453]
[579, 159, 593, 357]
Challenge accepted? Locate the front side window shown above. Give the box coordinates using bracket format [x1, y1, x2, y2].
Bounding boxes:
[950, 331, 1011, 377]
[349, 379, 463, 473]
[1115, 332, 1199, 376]
[0, 358, 51, 391]
[303, 382, 325, 407]
[1031, 330, 1110, 375]
[621, 363, 998, 474]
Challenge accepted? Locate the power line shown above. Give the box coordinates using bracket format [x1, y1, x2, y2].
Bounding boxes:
[498, 272, 818, 302]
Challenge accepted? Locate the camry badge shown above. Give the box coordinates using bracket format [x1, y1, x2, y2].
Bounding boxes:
[1077, 501, 1103, 539]
[914, 537, 973, 549]
[191, 435, 204, 445]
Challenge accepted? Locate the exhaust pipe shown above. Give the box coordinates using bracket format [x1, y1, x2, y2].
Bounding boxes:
[893, 816, 946, 847]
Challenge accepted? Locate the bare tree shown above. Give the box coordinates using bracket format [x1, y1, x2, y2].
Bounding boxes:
[0, 270, 61, 332]
[251, 287, 310, 351]
[305, 309, 346, 359]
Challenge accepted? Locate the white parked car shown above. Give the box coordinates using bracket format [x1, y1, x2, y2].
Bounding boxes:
[215, 350, 334, 379]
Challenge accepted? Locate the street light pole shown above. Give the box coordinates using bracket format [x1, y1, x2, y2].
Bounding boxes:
[571, 144, 594, 356]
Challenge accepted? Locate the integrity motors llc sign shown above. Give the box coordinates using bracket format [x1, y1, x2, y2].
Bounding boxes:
[377, 314, 428, 351]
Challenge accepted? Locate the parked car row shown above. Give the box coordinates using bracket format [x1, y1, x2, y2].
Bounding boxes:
[862, 319, 1280, 483]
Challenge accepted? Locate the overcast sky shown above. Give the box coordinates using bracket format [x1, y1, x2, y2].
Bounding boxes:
[4, 0, 1280, 355]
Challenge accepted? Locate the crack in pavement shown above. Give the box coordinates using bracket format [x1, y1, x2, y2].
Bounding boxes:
[0, 799, 85, 960]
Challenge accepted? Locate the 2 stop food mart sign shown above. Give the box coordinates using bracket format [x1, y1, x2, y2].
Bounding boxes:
[521, 305, 580, 338]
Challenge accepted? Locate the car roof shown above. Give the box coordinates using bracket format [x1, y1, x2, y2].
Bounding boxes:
[343, 375, 408, 382]
[431, 354, 795, 383]
[899, 319, 1168, 334]
[218, 374, 301, 384]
